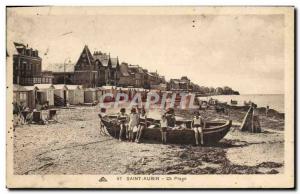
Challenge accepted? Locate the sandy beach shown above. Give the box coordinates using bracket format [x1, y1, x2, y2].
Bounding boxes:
[13, 104, 284, 175]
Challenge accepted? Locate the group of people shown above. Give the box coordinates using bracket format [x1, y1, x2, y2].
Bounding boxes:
[161, 109, 204, 145]
[99, 106, 205, 146]
[117, 107, 147, 143]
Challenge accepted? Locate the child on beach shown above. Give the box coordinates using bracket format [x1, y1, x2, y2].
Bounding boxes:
[98, 108, 107, 133]
[135, 108, 147, 143]
[191, 111, 204, 146]
[160, 114, 168, 144]
[117, 108, 128, 141]
[128, 108, 139, 142]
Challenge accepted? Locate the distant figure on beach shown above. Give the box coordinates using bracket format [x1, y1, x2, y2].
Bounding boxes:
[128, 108, 139, 142]
[160, 114, 168, 144]
[135, 108, 147, 143]
[191, 111, 204, 146]
[20, 106, 30, 124]
[98, 108, 107, 132]
[117, 108, 128, 141]
[266, 105, 269, 117]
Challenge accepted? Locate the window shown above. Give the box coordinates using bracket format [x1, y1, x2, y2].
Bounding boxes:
[20, 92, 27, 102]
[22, 62, 27, 70]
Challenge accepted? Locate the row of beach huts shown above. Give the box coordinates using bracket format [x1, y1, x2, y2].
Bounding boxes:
[13, 84, 150, 110]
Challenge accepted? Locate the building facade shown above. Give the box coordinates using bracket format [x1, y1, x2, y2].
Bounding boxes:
[73, 45, 98, 88]
[52, 72, 74, 84]
[118, 62, 135, 87]
[13, 42, 53, 86]
[128, 65, 145, 88]
[169, 76, 192, 91]
[93, 51, 120, 86]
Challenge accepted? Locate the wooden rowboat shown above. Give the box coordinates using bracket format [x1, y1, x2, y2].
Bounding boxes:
[100, 115, 232, 145]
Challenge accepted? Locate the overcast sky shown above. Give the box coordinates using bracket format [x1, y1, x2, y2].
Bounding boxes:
[7, 7, 285, 94]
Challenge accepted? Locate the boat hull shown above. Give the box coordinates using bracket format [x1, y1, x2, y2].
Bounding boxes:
[101, 117, 232, 145]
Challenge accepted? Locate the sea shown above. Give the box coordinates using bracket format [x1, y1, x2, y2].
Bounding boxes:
[198, 94, 284, 113]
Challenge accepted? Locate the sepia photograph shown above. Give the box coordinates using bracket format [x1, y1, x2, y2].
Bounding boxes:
[6, 6, 294, 188]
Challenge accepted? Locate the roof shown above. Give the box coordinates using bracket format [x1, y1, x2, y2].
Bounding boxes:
[147, 72, 155, 77]
[13, 42, 26, 55]
[150, 72, 159, 77]
[129, 65, 144, 74]
[34, 84, 55, 90]
[13, 42, 40, 58]
[119, 63, 130, 76]
[13, 84, 28, 92]
[23, 86, 39, 91]
[85, 88, 97, 91]
[101, 85, 115, 90]
[170, 79, 189, 84]
[181, 76, 190, 81]
[75, 45, 94, 67]
[110, 58, 119, 68]
[54, 84, 68, 90]
[66, 85, 82, 90]
[93, 52, 110, 67]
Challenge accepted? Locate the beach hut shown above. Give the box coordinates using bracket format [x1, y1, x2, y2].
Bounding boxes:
[54, 84, 69, 106]
[13, 85, 35, 109]
[101, 85, 115, 95]
[23, 85, 39, 109]
[95, 87, 105, 102]
[67, 85, 84, 105]
[100, 85, 116, 102]
[84, 88, 97, 104]
[34, 84, 55, 106]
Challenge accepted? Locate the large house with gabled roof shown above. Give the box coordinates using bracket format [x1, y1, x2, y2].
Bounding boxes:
[93, 51, 120, 86]
[73, 45, 98, 88]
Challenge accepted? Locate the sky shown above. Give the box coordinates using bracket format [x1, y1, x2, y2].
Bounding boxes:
[7, 7, 285, 94]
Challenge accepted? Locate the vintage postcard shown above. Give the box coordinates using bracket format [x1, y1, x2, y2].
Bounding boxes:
[6, 6, 294, 188]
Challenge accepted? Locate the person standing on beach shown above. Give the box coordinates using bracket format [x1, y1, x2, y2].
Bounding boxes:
[160, 114, 168, 144]
[135, 108, 147, 143]
[128, 108, 139, 142]
[266, 105, 269, 117]
[191, 111, 204, 146]
[98, 108, 107, 134]
[117, 108, 129, 141]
